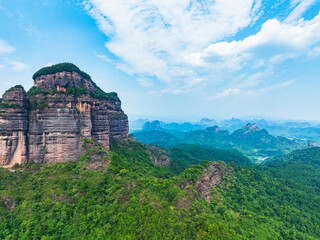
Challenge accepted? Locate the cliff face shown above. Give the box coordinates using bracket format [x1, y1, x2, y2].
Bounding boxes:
[0, 63, 128, 167]
[0, 86, 29, 167]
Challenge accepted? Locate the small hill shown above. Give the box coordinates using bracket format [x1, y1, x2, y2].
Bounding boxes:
[263, 147, 320, 165]
[169, 144, 251, 174]
[133, 130, 181, 148]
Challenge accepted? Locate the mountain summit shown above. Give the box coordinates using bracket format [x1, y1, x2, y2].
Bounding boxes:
[0, 63, 128, 167]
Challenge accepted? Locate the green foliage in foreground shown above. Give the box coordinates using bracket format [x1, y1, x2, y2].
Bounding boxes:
[0, 141, 320, 239]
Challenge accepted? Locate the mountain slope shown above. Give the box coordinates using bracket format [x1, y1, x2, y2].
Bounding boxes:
[133, 124, 304, 159]
[1, 140, 319, 239]
[264, 147, 320, 165]
[133, 130, 181, 148]
[169, 144, 251, 174]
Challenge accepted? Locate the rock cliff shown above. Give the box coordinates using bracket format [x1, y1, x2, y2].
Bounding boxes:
[0, 63, 128, 167]
[195, 162, 233, 202]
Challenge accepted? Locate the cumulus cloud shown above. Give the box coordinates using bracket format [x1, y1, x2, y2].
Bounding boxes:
[84, 0, 320, 94]
[198, 15, 320, 68]
[84, 0, 261, 81]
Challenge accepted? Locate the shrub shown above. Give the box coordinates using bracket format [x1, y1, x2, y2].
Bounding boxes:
[27, 87, 49, 97]
[4, 85, 24, 95]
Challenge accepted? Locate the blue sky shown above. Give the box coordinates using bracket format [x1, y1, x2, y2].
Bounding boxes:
[0, 0, 320, 122]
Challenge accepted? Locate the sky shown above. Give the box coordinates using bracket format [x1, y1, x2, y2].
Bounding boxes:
[0, 0, 320, 122]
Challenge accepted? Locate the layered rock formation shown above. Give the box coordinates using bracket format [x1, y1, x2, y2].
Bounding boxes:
[0, 86, 29, 167]
[0, 63, 128, 167]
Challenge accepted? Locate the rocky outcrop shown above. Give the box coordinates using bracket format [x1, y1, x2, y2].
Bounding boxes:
[145, 145, 171, 167]
[308, 140, 318, 148]
[195, 162, 233, 202]
[0, 63, 128, 167]
[33, 71, 96, 92]
[178, 162, 233, 203]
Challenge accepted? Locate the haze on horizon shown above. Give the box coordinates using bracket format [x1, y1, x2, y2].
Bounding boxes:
[0, 0, 320, 122]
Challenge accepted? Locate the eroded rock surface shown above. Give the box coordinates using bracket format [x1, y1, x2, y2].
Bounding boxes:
[145, 145, 170, 167]
[195, 162, 233, 202]
[0, 87, 29, 167]
[0, 63, 128, 167]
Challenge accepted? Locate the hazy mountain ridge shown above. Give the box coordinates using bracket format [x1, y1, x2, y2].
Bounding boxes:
[130, 118, 320, 144]
[133, 121, 306, 161]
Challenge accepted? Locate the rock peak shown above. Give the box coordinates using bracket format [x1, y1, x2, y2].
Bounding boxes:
[32, 63, 97, 92]
[242, 123, 259, 130]
[2, 85, 30, 108]
[0, 64, 128, 167]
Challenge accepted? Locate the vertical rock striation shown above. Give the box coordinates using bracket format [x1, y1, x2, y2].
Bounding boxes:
[0, 86, 29, 167]
[0, 63, 128, 167]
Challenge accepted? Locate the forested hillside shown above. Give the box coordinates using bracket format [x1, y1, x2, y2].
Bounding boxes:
[1, 139, 319, 239]
[133, 124, 305, 160]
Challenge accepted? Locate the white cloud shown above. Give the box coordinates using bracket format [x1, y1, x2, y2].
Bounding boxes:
[211, 88, 240, 99]
[286, 0, 317, 22]
[7, 60, 29, 71]
[210, 79, 295, 99]
[84, 0, 320, 94]
[0, 39, 14, 54]
[137, 77, 153, 87]
[198, 14, 320, 69]
[245, 79, 295, 97]
[0, 64, 4, 68]
[95, 52, 113, 63]
[85, 0, 261, 83]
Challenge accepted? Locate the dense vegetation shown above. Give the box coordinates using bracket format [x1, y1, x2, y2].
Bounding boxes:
[27, 85, 117, 101]
[32, 63, 92, 80]
[27, 87, 49, 97]
[264, 147, 320, 165]
[0, 140, 320, 239]
[0, 99, 21, 109]
[133, 130, 181, 148]
[133, 126, 304, 161]
[169, 144, 251, 174]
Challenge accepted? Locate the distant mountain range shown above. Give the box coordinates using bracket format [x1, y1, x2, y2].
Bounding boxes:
[132, 121, 307, 162]
[130, 118, 320, 144]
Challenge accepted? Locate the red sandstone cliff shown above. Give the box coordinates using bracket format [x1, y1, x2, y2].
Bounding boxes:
[0, 63, 128, 167]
